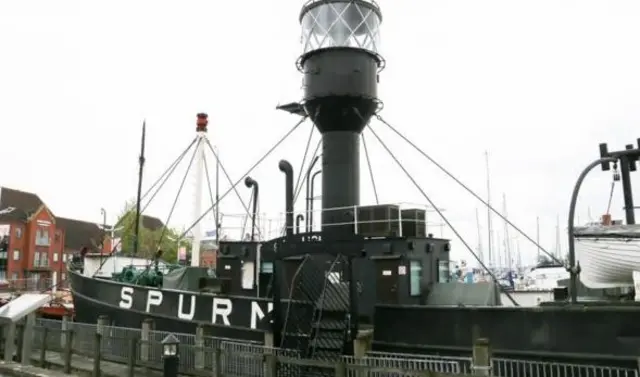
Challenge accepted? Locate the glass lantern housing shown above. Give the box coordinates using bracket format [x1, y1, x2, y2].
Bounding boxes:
[300, 0, 381, 56]
[163, 343, 178, 356]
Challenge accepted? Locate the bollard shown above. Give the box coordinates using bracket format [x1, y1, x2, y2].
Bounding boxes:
[161, 334, 180, 377]
[471, 338, 492, 376]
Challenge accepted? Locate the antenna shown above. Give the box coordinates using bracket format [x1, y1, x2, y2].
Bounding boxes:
[297, 0, 383, 235]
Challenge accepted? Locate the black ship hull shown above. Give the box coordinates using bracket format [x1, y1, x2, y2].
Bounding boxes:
[69, 269, 288, 342]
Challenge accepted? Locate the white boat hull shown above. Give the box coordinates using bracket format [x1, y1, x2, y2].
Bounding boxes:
[575, 225, 640, 288]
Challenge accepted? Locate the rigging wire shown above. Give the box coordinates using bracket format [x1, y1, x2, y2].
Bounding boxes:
[362, 131, 379, 205]
[88, 131, 199, 278]
[203, 156, 217, 230]
[241, 190, 255, 238]
[364, 121, 520, 306]
[204, 139, 262, 239]
[140, 137, 198, 205]
[178, 116, 308, 240]
[376, 114, 563, 266]
[155, 137, 203, 249]
[93, 137, 198, 267]
[293, 125, 316, 206]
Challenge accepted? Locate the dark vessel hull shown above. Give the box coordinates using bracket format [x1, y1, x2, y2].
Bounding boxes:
[69, 268, 292, 342]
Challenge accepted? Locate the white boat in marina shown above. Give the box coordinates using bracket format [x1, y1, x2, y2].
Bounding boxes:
[574, 224, 640, 288]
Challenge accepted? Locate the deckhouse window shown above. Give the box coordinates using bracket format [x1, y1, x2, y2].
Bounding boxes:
[261, 261, 273, 273]
[409, 260, 422, 296]
[437, 259, 450, 283]
[241, 261, 255, 290]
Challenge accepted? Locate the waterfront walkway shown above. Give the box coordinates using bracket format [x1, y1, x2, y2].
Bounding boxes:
[0, 351, 165, 377]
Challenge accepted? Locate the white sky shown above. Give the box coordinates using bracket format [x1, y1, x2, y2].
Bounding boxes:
[1, 0, 639, 267]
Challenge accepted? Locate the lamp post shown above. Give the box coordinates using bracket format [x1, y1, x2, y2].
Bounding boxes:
[161, 334, 180, 377]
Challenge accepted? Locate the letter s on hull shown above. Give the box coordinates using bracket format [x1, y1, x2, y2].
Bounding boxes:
[119, 287, 133, 309]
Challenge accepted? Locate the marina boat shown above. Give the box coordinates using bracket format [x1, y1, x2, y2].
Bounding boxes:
[69, 0, 640, 368]
[575, 221, 640, 289]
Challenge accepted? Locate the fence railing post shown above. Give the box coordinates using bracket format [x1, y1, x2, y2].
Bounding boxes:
[15, 322, 23, 363]
[60, 315, 70, 350]
[40, 327, 48, 366]
[213, 347, 222, 377]
[93, 331, 102, 377]
[335, 360, 347, 377]
[127, 337, 136, 377]
[63, 329, 74, 374]
[20, 312, 35, 366]
[3, 321, 16, 363]
[472, 338, 492, 376]
[194, 324, 204, 370]
[140, 319, 152, 364]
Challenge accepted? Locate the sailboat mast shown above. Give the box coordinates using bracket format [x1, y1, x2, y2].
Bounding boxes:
[485, 151, 493, 268]
[132, 120, 147, 257]
[475, 208, 484, 265]
[536, 216, 541, 261]
[502, 193, 511, 269]
[555, 214, 561, 259]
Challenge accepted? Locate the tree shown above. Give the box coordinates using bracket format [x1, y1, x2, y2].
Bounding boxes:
[114, 200, 190, 263]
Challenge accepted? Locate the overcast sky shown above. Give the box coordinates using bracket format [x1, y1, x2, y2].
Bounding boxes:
[1, 0, 639, 267]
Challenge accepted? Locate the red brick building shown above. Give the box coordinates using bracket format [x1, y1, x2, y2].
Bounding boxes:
[0, 187, 112, 285]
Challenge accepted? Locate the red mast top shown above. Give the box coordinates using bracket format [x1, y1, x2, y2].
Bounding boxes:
[196, 113, 208, 132]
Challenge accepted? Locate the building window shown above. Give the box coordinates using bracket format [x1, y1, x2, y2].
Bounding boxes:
[0, 250, 6, 259]
[34, 251, 48, 267]
[11, 272, 18, 281]
[35, 226, 50, 246]
[12, 250, 20, 261]
[0, 271, 6, 281]
[61, 273, 66, 281]
[14, 227, 22, 239]
[53, 252, 59, 262]
[409, 260, 422, 296]
[54, 231, 61, 242]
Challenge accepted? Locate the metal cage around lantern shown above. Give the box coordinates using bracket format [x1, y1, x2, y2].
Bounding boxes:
[299, 0, 382, 59]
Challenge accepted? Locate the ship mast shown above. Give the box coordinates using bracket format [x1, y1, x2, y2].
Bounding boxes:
[132, 120, 146, 257]
[475, 208, 484, 265]
[502, 193, 511, 269]
[191, 113, 209, 267]
[555, 214, 561, 259]
[484, 151, 493, 268]
[536, 216, 541, 262]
